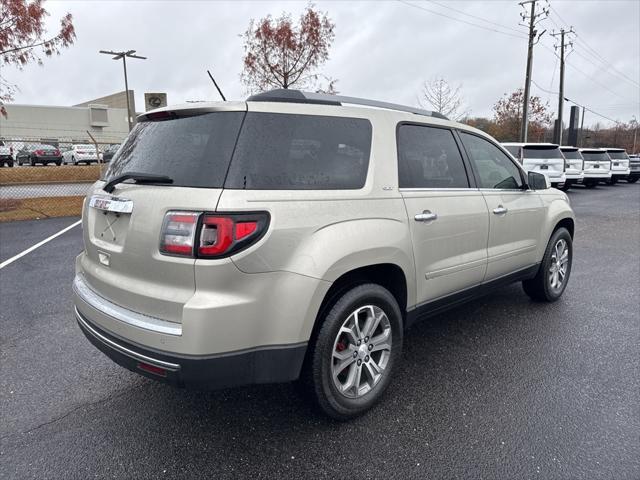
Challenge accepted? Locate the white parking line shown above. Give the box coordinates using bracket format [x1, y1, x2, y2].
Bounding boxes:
[0, 219, 82, 270]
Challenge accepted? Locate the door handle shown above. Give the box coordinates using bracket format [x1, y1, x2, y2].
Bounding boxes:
[414, 210, 438, 222]
[493, 205, 508, 215]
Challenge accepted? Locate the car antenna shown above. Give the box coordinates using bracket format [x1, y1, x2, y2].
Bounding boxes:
[207, 69, 226, 101]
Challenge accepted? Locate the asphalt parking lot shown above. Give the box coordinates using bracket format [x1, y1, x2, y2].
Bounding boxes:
[1, 183, 639, 480]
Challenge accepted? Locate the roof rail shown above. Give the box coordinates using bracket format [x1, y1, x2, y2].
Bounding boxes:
[247, 89, 448, 120]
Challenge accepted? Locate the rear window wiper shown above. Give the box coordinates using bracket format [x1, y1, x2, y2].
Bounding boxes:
[103, 172, 173, 193]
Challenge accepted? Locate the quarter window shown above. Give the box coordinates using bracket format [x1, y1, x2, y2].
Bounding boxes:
[460, 132, 524, 189]
[397, 125, 469, 188]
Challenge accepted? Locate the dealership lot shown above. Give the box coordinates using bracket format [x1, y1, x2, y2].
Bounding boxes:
[1, 184, 638, 479]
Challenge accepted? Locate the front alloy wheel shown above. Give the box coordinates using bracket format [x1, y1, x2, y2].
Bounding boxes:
[523, 227, 572, 302]
[548, 238, 569, 293]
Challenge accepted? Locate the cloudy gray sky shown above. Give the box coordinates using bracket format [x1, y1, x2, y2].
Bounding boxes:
[3, 0, 639, 126]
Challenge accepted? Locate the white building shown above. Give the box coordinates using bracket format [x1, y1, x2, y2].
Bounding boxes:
[0, 91, 133, 145]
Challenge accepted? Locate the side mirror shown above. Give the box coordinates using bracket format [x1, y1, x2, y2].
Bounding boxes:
[528, 171, 550, 190]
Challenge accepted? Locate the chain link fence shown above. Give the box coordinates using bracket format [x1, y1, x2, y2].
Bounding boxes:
[0, 138, 120, 222]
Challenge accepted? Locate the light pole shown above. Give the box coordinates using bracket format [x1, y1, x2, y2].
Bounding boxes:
[99, 49, 147, 131]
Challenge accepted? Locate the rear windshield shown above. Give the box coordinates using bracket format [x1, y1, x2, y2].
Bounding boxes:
[503, 145, 520, 157]
[76, 144, 94, 149]
[225, 113, 371, 189]
[104, 112, 244, 188]
[105, 111, 372, 190]
[523, 146, 562, 159]
[606, 151, 629, 160]
[561, 149, 582, 160]
[581, 152, 609, 162]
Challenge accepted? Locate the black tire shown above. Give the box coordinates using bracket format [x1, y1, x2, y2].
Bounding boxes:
[55, 161, 61, 166]
[303, 283, 403, 420]
[607, 177, 617, 185]
[559, 182, 571, 191]
[584, 182, 597, 189]
[627, 177, 639, 183]
[30, 157, 36, 166]
[8, 161, 14, 167]
[523, 227, 572, 302]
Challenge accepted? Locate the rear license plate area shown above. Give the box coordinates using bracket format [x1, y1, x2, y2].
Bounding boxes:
[540, 165, 548, 170]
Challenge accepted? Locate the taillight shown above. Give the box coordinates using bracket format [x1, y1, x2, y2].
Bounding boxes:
[159, 210, 269, 258]
[35, 149, 43, 155]
[159, 211, 199, 256]
[54, 149, 60, 156]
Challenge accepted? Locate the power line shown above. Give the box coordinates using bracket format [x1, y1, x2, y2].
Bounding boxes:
[540, 43, 628, 101]
[571, 45, 640, 89]
[549, 5, 639, 88]
[397, 1, 528, 39]
[530, 79, 624, 125]
[424, 0, 525, 35]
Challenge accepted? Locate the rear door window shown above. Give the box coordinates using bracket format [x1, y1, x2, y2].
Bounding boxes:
[225, 113, 372, 190]
[397, 124, 469, 188]
[104, 112, 244, 187]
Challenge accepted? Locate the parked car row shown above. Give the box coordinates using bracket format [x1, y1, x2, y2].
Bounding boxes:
[502, 142, 637, 189]
[0, 142, 121, 167]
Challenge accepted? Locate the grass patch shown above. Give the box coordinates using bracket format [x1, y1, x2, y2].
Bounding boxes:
[0, 165, 102, 185]
[0, 196, 84, 222]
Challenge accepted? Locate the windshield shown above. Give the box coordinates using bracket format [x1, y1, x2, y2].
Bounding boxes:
[561, 150, 582, 160]
[104, 112, 244, 187]
[523, 146, 562, 159]
[582, 152, 609, 162]
[607, 151, 629, 160]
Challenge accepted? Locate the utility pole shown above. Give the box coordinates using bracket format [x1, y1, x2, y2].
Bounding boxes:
[99, 50, 147, 131]
[519, 1, 548, 142]
[579, 106, 586, 147]
[551, 28, 574, 145]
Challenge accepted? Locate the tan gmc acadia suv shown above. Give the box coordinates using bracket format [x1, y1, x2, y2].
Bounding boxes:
[73, 89, 575, 420]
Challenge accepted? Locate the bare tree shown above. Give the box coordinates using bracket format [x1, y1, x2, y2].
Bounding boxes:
[418, 77, 468, 120]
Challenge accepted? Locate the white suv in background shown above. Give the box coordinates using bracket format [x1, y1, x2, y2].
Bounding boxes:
[559, 146, 584, 191]
[603, 148, 631, 184]
[502, 143, 566, 188]
[579, 148, 612, 188]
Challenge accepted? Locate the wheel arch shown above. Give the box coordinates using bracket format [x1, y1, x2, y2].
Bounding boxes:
[306, 263, 409, 346]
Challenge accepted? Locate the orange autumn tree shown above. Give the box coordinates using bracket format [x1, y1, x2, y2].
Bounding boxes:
[0, 0, 76, 116]
[240, 4, 336, 94]
[492, 88, 552, 142]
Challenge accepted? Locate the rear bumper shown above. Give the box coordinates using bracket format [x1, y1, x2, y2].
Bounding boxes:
[564, 171, 583, 181]
[33, 155, 62, 162]
[580, 171, 611, 181]
[611, 169, 631, 178]
[75, 306, 307, 389]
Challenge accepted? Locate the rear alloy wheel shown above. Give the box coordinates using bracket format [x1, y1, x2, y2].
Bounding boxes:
[523, 227, 572, 302]
[304, 283, 402, 420]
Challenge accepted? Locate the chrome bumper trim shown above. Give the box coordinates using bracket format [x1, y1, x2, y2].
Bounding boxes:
[75, 307, 181, 371]
[73, 274, 182, 336]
